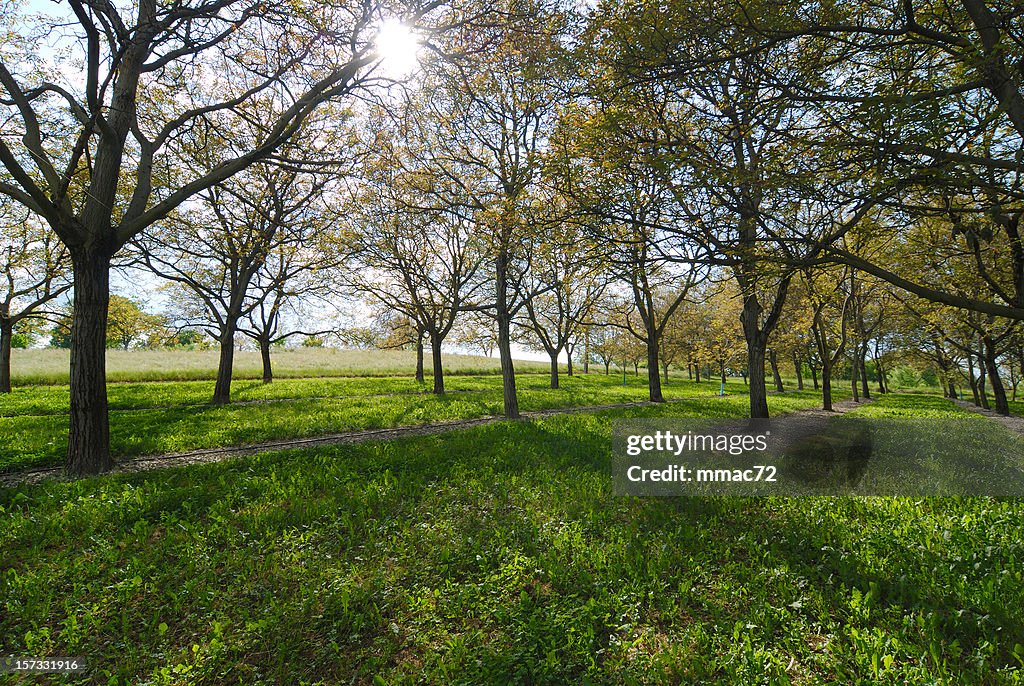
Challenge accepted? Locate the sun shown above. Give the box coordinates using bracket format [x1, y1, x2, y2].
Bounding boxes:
[373, 19, 421, 78]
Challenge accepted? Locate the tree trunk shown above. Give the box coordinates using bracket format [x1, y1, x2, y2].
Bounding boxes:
[948, 379, 958, 399]
[746, 339, 769, 418]
[810, 364, 819, 390]
[740, 288, 772, 418]
[768, 348, 784, 392]
[646, 332, 664, 402]
[793, 350, 803, 391]
[821, 359, 833, 411]
[260, 336, 273, 384]
[687, 362, 693, 380]
[549, 351, 559, 390]
[212, 318, 239, 405]
[0, 317, 12, 393]
[851, 356, 860, 403]
[66, 248, 113, 476]
[876, 346, 884, 395]
[604, 360, 610, 375]
[859, 346, 871, 399]
[977, 339, 991, 410]
[430, 332, 445, 394]
[415, 338, 425, 383]
[966, 350, 981, 406]
[720, 359, 727, 385]
[495, 248, 518, 418]
[566, 344, 574, 377]
[983, 334, 1009, 415]
[663, 362, 669, 384]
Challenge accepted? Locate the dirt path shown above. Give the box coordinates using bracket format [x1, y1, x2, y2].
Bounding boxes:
[1, 394, 859, 488]
[952, 399, 1024, 435]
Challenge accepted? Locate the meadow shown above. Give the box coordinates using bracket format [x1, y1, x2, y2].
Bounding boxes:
[0, 372, 765, 474]
[5, 348, 552, 385]
[2, 364, 1023, 684]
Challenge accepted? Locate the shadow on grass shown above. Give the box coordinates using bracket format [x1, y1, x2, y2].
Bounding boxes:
[1, 406, 1021, 684]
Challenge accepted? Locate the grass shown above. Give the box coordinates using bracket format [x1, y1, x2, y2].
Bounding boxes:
[845, 392, 982, 418]
[2, 396, 1023, 684]
[0, 374, 775, 473]
[6, 348, 553, 386]
[1010, 399, 1024, 418]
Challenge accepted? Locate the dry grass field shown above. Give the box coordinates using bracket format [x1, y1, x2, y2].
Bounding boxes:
[8, 347, 550, 385]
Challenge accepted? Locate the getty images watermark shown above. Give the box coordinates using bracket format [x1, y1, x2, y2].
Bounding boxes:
[613, 417, 1024, 497]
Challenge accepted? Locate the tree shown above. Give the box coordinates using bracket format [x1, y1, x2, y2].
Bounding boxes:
[105, 296, 166, 350]
[581, 0, 843, 418]
[408, 0, 571, 416]
[0, 208, 70, 392]
[350, 115, 489, 395]
[806, 266, 853, 411]
[138, 158, 334, 404]
[552, 102, 705, 402]
[454, 312, 499, 358]
[0, 0, 440, 473]
[700, 284, 747, 388]
[518, 221, 607, 389]
[589, 324, 619, 376]
[50, 294, 165, 351]
[238, 220, 342, 384]
[371, 309, 426, 383]
[769, 0, 1024, 323]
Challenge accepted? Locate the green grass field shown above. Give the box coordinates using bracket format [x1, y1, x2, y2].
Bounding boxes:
[2, 369, 1022, 684]
[2, 388, 1023, 684]
[0, 373, 766, 473]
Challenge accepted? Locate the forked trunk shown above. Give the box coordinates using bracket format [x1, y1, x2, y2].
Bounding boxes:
[978, 345, 990, 410]
[966, 350, 980, 405]
[66, 248, 113, 476]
